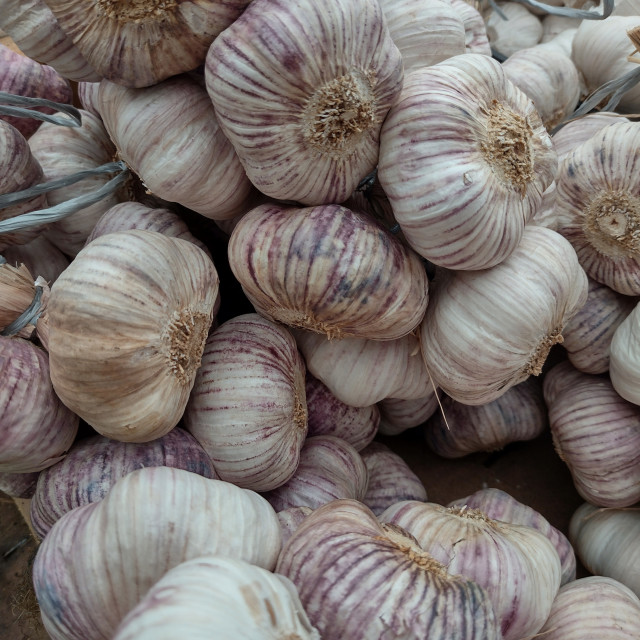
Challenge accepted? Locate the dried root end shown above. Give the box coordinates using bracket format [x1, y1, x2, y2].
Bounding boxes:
[380, 523, 449, 576]
[525, 326, 564, 377]
[96, 0, 178, 22]
[163, 308, 210, 385]
[293, 391, 307, 433]
[270, 307, 344, 340]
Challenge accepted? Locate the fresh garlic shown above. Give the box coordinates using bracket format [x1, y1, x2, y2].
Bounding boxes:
[420, 225, 588, 405]
[228, 202, 428, 341]
[610, 300, 640, 405]
[544, 360, 640, 507]
[360, 441, 427, 515]
[184, 313, 307, 492]
[30, 428, 217, 540]
[261, 435, 368, 512]
[555, 121, 640, 296]
[205, 0, 403, 205]
[448, 487, 577, 584]
[570, 502, 640, 598]
[3, 234, 69, 284]
[377, 391, 441, 436]
[113, 556, 320, 640]
[538, 575, 640, 639]
[306, 372, 379, 451]
[378, 53, 557, 270]
[380, 500, 562, 640]
[33, 467, 282, 640]
[425, 377, 547, 457]
[276, 499, 501, 639]
[486, 2, 543, 57]
[450, 0, 492, 55]
[47, 229, 219, 442]
[0, 470, 39, 498]
[563, 276, 636, 374]
[0, 336, 78, 473]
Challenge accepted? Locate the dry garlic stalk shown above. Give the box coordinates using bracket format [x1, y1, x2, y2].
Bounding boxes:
[205, 0, 403, 205]
[378, 53, 557, 270]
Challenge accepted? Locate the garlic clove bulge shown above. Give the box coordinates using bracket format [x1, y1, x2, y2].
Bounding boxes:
[610, 299, 640, 405]
[450, 0, 492, 56]
[377, 391, 441, 436]
[486, 2, 543, 58]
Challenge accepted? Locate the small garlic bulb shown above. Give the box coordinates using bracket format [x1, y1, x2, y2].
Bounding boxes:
[485, 2, 543, 57]
[378, 53, 557, 270]
[205, 0, 404, 205]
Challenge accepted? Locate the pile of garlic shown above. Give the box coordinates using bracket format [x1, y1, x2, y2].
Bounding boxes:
[1, 0, 640, 638]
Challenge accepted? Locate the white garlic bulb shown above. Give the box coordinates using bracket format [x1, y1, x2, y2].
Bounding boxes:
[610, 300, 640, 405]
[485, 2, 543, 57]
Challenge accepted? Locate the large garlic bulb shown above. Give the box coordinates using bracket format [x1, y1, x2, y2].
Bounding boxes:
[420, 225, 588, 405]
[610, 300, 640, 404]
[205, 0, 403, 205]
[113, 557, 320, 640]
[378, 53, 557, 270]
[47, 230, 219, 442]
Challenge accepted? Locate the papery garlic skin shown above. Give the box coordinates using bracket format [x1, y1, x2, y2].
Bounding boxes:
[486, 2, 543, 57]
[277, 499, 502, 640]
[3, 234, 69, 285]
[541, 15, 582, 43]
[420, 226, 588, 405]
[206, 0, 403, 205]
[610, 300, 640, 405]
[570, 503, 640, 598]
[378, 53, 557, 270]
[537, 575, 640, 639]
[33, 467, 282, 640]
[378, 391, 441, 436]
[380, 500, 562, 640]
[48, 230, 219, 442]
[450, 0, 492, 55]
[278, 506, 313, 548]
[0, 470, 39, 498]
[228, 203, 428, 341]
[113, 557, 320, 640]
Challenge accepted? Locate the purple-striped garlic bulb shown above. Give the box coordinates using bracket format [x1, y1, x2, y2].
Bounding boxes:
[610, 300, 640, 405]
[377, 391, 441, 436]
[360, 441, 426, 515]
[538, 575, 640, 639]
[486, 2, 542, 57]
[295, 329, 430, 407]
[0, 43, 72, 138]
[43, 0, 252, 88]
[261, 435, 368, 512]
[113, 557, 320, 640]
[0, 0, 99, 81]
[0, 336, 78, 473]
[305, 372, 379, 451]
[47, 230, 219, 442]
[380, 500, 562, 640]
[277, 506, 313, 548]
[378, 53, 557, 270]
[184, 313, 307, 492]
[448, 487, 576, 585]
[570, 502, 640, 598]
[97, 75, 254, 221]
[30, 429, 217, 540]
[33, 467, 282, 640]
[276, 499, 501, 640]
[563, 277, 636, 375]
[0, 470, 39, 498]
[544, 361, 640, 507]
[424, 377, 547, 457]
[555, 121, 640, 296]
[205, 0, 403, 205]
[450, 0, 492, 55]
[420, 225, 588, 405]
[3, 234, 69, 285]
[228, 202, 428, 341]
[28, 108, 124, 256]
[378, 0, 466, 73]
[0, 120, 48, 250]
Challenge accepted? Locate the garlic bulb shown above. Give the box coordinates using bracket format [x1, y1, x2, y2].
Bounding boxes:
[544, 360, 640, 507]
[0, 470, 39, 498]
[33, 467, 282, 640]
[228, 202, 428, 341]
[450, 0, 492, 55]
[380, 500, 562, 640]
[563, 277, 636, 374]
[47, 230, 219, 442]
[278, 506, 313, 547]
[113, 557, 320, 640]
[184, 313, 307, 492]
[610, 300, 640, 404]
[295, 330, 430, 407]
[0, 336, 78, 473]
[486, 2, 543, 57]
[541, 15, 583, 43]
[360, 441, 427, 515]
[306, 372, 379, 451]
[3, 234, 69, 284]
[277, 499, 501, 639]
[448, 487, 576, 585]
[76, 81, 101, 118]
[420, 225, 588, 405]
[262, 435, 368, 512]
[425, 377, 547, 457]
[378, 391, 441, 436]
[538, 575, 640, 639]
[30, 429, 217, 539]
[0, 262, 39, 336]
[97, 75, 254, 221]
[570, 502, 640, 598]
[378, 53, 557, 270]
[378, 0, 466, 73]
[205, 0, 403, 205]
[555, 121, 640, 296]
[44, 0, 252, 88]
